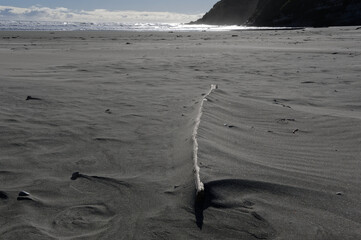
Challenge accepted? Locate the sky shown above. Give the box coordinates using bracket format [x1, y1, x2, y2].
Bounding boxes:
[0, 0, 219, 23]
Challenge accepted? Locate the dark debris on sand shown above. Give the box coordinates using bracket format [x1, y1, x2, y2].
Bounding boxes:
[26, 96, 42, 101]
[0, 191, 8, 199]
[17, 191, 32, 201]
[71, 172, 82, 180]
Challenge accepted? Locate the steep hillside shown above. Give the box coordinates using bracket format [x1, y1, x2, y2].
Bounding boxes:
[192, 0, 259, 25]
[193, 0, 361, 27]
[250, 0, 361, 27]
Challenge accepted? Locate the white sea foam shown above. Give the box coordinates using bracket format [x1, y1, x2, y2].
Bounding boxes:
[0, 20, 286, 32]
[193, 84, 217, 193]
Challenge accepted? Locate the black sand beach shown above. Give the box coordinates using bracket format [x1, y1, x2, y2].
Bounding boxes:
[0, 28, 361, 239]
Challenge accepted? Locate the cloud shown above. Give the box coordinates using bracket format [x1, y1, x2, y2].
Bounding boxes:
[0, 5, 203, 23]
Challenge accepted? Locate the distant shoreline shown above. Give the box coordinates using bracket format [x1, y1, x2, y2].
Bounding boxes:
[0, 20, 307, 32]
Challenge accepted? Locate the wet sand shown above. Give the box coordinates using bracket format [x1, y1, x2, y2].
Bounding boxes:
[0, 28, 361, 239]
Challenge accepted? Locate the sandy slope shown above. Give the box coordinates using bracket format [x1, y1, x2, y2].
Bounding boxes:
[0, 28, 360, 239]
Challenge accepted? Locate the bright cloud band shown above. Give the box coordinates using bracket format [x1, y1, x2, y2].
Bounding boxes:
[0, 5, 203, 23]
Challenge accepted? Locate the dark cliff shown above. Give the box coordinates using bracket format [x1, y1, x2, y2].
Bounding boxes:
[193, 0, 259, 25]
[193, 0, 361, 27]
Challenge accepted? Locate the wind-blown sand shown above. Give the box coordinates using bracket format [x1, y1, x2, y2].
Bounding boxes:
[0, 28, 360, 239]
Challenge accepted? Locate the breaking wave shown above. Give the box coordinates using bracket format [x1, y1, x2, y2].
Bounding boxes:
[0, 20, 289, 32]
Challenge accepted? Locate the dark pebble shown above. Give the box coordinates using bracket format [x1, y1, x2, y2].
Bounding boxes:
[18, 191, 30, 197]
[26, 96, 42, 101]
[0, 191, 8, 199]
[71, 172, 81, 180]
[17, 191, 32, 201]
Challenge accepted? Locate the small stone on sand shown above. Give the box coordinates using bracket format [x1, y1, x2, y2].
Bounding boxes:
[0, 191, 8, 199]
[17, 191, 32, 201]
[26, 96, 42, 101]
[71, 172, 81, 180]
[18, 191, 30, 197]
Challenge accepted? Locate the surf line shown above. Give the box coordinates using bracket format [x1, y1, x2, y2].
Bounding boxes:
[193, 84, 217, 195]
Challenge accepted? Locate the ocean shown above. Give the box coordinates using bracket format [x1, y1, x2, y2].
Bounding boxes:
[0, 20, 280, 31]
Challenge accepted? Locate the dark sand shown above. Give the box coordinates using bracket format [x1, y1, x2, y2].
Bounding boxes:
[0, 28, 360, 239]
